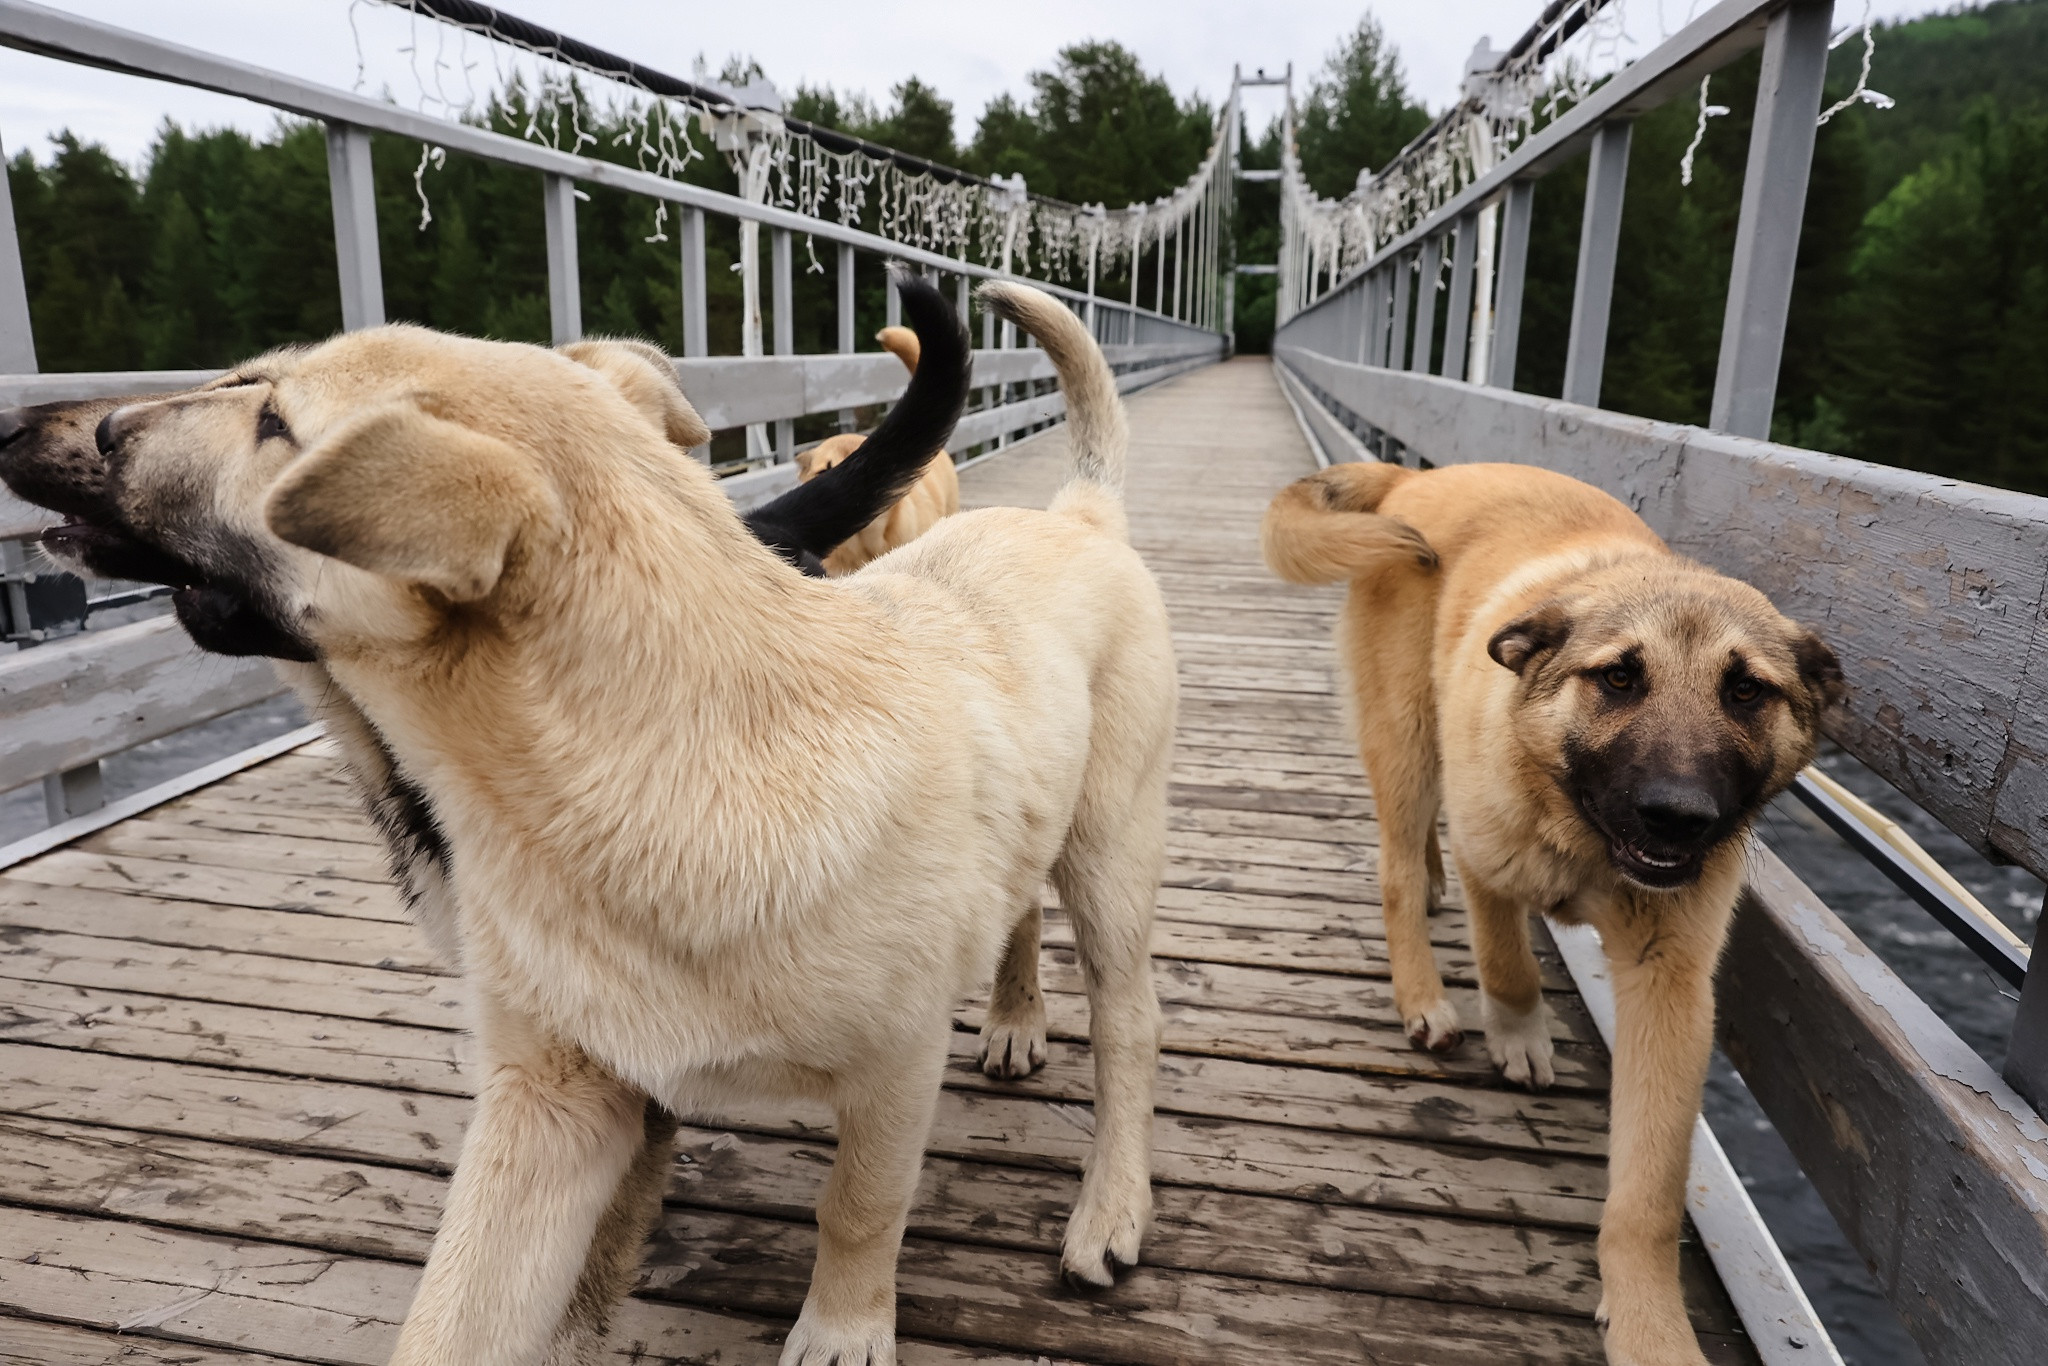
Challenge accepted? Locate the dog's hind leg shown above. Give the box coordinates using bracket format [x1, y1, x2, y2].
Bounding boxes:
[1338, 581, 1459, 1052]
[540, 1097, 680, 1366]
[1049, 783, 1166, 1289]
[390, 1000, 649, 1366]
[978, 902, 1048, 1079]
[782, 1033, 949, 1366]
[1464, 877, 1554, 1091]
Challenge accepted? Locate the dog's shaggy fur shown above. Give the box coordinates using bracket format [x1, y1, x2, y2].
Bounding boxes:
[62, 281, 1172, 1366]
[796, 322, 960, 575]
[1264, 460, 1842, 1366]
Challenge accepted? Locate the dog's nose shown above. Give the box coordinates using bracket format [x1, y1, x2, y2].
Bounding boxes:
[1635, 780, 1720, 844]
[0, 406, 27, 448]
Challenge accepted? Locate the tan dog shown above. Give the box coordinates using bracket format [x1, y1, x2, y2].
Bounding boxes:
[87, 282, 1172, 1366]
[1263, 460, 1842, 1366]
[796, 324, 959, 574]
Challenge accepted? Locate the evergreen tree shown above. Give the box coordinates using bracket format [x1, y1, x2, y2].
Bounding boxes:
[1830, 104, 2048, 492]
[967, 41, 1213, 209]
[1294, 16, 1431, 200]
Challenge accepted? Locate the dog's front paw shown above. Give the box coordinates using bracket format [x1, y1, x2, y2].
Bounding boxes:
[1595, 1293, 1711, 1366]
[977, 1011, 1047, 1079]
[779, 1305, 896, 1366]
[1481, 991, 1554, 1090]
[1403, 998, 1464, 1054]
[1060, 1165, 1151, 1289]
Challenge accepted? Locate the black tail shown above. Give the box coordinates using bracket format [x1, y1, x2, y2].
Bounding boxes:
[743, 268, 971, 574]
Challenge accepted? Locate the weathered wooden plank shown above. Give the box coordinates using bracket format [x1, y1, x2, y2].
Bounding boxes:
[0, 925, 464, 1029]
[0, 1007, 1610, 1173]
[0, 617, 285, 792]
[0, 914, 1598, 1086]
[0, 1206, 1026, 1366]
[4, 848, 410, 922]
[0, 1319, 305, 1366]
[1717, 847, 2048, 1366]
[0, 879, 433, 970]
[79, 818, 394, 884]
[0, 1114, 1629, 1320]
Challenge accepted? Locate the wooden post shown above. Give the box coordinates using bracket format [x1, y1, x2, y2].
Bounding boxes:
[323, 123, 384, 331]
[1563, 121, 1633, 408]
[1487, 180, 1535, 391]
[772, 227, 793, 462]
[1710, 0, 1832, 438]
[680, 208, 708, 359]
[542, 173, 581, 345]
[1410, 237, 1441, 374]
[1441, 213, 1478, 381]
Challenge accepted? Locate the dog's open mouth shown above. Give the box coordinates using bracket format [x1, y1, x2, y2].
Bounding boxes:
[38, 522, 317, 662]
[1607, 837, 1703, 889]
[40, 521, 200, 587]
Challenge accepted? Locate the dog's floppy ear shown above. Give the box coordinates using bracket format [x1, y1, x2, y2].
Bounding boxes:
[1792, 626, 1847, 711]
[264, 402, 557, 602]
[558, 338, 712, 449]
[1488, 601, 1573, 675]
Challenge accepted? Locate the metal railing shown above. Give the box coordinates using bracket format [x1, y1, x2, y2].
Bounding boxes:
[0, 0, 1232, 831]
[1270, 4, 2048, 1361]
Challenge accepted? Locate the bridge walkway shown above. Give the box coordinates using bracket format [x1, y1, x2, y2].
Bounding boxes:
[0, 357, 1757, 1364]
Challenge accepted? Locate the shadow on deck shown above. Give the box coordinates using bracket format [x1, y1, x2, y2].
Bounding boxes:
[0, 357, 1756, 1364]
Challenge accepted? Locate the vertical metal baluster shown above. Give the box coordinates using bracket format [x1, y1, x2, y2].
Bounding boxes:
[681, 208, 708, 359]
[675, 207, 708, 462]
[1389, 254, 1414, 371]
[1441, 212, 1477, 380]
[1710, 0, 1833, 438]
[836, 242, 857, 434]
[542, 173, 581, 345]
[0, 129, 32, 373]
[772, 227, 793, 462]
[1156, 225, 1168, 315]
[885, 267, 901, 329]
[1369, 270, 1391, 367]
[1563, 121, 1633, 408]
[1411, 236, 1441, 374]
[1487, 180, 1535, 391]
[324, 124, 384, 331]
[2004, 900, 2048, 1112]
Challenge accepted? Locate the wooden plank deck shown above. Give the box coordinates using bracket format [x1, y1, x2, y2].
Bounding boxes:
[0, 357, 1759, 1365]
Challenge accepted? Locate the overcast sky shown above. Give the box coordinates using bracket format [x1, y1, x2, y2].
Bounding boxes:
[0, 0, 1951, 168]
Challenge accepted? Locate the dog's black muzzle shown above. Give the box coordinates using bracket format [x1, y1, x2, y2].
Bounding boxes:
[1, 397, 318, 663]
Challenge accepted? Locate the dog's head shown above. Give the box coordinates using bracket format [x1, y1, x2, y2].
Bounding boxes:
[793, 433, 865, 483]
[0, 334, 710, 662]
[1487, 559, 1844, 890]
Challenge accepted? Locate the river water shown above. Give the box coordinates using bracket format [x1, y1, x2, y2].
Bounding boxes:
[1, 663, 2036, 1365]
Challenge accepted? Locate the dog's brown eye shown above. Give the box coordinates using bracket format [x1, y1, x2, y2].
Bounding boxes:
[256, 405, 292, 445]
[1728, 677, 1763, 705]
[1600, 667, 1635, 694]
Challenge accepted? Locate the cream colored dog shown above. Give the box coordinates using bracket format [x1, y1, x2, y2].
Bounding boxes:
[87, 281, 1174, 1366]
[1264, 460, 1842, 1366]
[797, 324, 960, 575]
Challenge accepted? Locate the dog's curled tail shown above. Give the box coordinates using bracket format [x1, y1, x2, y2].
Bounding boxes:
[1262, 464, 1438, 584]
[876, 325, 921, 374]
[976, 281, 1128, 535]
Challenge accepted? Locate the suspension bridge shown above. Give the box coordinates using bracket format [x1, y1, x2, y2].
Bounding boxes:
[0, 2, 2043, 1364]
